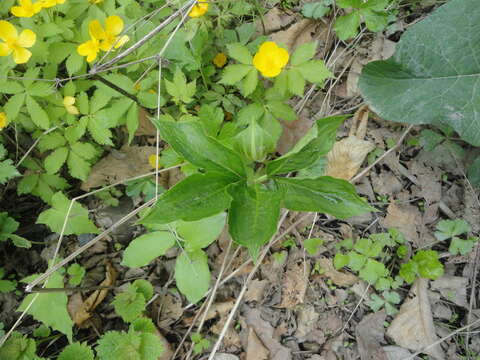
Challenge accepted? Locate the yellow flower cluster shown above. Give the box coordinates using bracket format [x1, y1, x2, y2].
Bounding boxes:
[0, 21, 36, 64]
[77, 16, 129, 63]
[0, 112, 8, 131]
[188, 2, 208, 18]
[63, 96, 79, 115]
[10, 0, 65, 18]
[253, 41, 289, 78]
[148, 154, 161, 169]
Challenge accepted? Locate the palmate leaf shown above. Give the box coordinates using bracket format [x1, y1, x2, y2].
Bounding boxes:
[276, 176, 375, 219]
[359, 0, 480, 145]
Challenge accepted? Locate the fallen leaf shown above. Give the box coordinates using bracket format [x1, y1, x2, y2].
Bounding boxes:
[326, 106, 375, 180]
[382, 202, 423, 246]
[257, 7, 295, 34]
[155, 327, 174, 360]
[278, 254, 309, 308]
[81, 146, 158, 191]
[356, 311, 388, 360]
[317, 257, 358, 287]
[346, 59, 363, 97]
[244, 306, 292, 360]
[431, 276, 468, 308]
[245, 279, 269, 303]
[271, 19, 318, 52]
[135, 107, 157, 137]
[276, 113, 314, 155]
[153, 292, 183, 328]
[68, 262, 118, 326]
[383, 346, 412, 360]
[183, 301, 234, 325]
[387, 279, 445, 359]
[295, 305, 325, 344]
[246, 327, 269, 360]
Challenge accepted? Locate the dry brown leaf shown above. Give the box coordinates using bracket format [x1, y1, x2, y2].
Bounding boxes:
[183, 301, 234, 325]
[245, 279, 269, 303]
[326, 106, 375, 180]
[356, 311, 388, 360]
[155, 327, 174, 360]
[431, 276, 468, 308]
[68, 262, 118, 326]
[154, 292, 183, 328]
[257, 7, 295, 34]
[317, 257, 358, 287]
[271, 19, 317, 52]
[81, 145, 157, 191]
[276, 114, 314, 155]
[382, 202, 423, 246]
[278, 255, 309, 308]
[135, 107, 157, 137]
[246, 328, 269, 360]
[387, 279, 445, 359]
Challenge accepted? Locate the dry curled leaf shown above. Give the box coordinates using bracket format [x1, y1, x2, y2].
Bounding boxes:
[68, 262, 118, 326]
[387, 279, 445, 359]
[278, 254, 309, 309]
[326, 106, 375, 180]
[317, 257, 358, 287]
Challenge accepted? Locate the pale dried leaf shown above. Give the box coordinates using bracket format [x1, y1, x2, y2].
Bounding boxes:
[183, 301, 234, 325]
[318, 257, 358, 287]
[257, 7, 295, 34]
[245, 279, 269, 303]
[271, 19, 317, 52]
[278, 257, 309, 308]
[356, 311, 388, 360]
[431, 276, 468, 308]
[382, 202, 422, 246]
[383, 346, 412, 360]
[387, 279, 445, 359]
[277, 114, 314, 154]
[81, 146, 157, 191]
[155, 327, 174, 360]
[135, 107, 157, 137]
[246, 328, 269, 360]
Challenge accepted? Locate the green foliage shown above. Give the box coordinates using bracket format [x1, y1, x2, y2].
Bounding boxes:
[58, 343, 94, 360]
[0, 212, 31, 248]
[0, 332, 39, 360]
[434, 219, 479, 256]
[67, 263, 85, 286]
[0, 144, 20, 185]
[36, 192, 99, 235]
[175, 250, 211, 304]
[122, 231, 176, 268]
[18, 270, 73, 342]
[334, 0, 390, 40]
[301, 0, 333, 19]
[96, 329, 163, 360]
[468, 157, 480, 187]
[304, 238, 324, 256]
[399, 250, 444, 284]
[0, 268, 17, 293]
[359, 0, 480, 146]
[191, 332, 211, 355]
[112, 280, 153, 323]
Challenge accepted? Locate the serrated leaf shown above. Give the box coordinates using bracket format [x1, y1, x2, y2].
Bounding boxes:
[334, 12, 361, 40]
[0, 332, 37, 360]
[87, 116, 114, 146]
[266, 101, 297, 122]
[359, 258, 387, 284]
[297, 60, 332, 83]
[67, 151, 91, 181]
[70, 142, 97, 160]
[44, 147, 69, 174]
[227, 43, 253, 64]
[333, 253, 349, 269]
[228, 183, 282, 260]
[67, 264, 85, 286]
[220, 64, 253, 85]
[38, 132, 67, 152]
[304, 237, 324, 255]
[4, 93, 25, 120]
[18, 271, 73, 341]
[449, 237, 476, 256]
[0, 212, 19, 241]
[96, 330, 163, 360]
[291, 42, 318, 66]
[175, 249, 210, 303]
[362, 9, 388, 32]
[27, 82, 54, 97]
[242, 67, 258, 96]
[0, 159, 20, 184]
[198, 104, 224, 136]
[66, 52, 84, 76]
[58, 343, 94, 360]
[140, 173, 234, 226]
[359, 0, 480, 146]
[277, 176, 375, 219]
[434, 219, 470, 240]
[26, 96, 50, 129]
[122, 231, 176, 268]
[153, 119, 245, 178]
[287, 68, 305, 96]
[302, 1, 331, 19]
[112, 287, 146, 323]
[36, 192, 99, 235]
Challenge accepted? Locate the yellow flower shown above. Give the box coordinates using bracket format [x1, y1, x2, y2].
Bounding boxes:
[39, 0, 66, 8]
[89, 0, 103, 3]
[0, 21, 37, 64]
[148, 154, 161, 169]
[0, 112, 8, 130]
[77, 37, 100, 63]
[188, 2, 208, 18]
[253, 41, 289, 78]
[63, 96, 79, 115]
[213, 52, 227, 68]
[90, 16, 129, 52]
[10, 0, 42, 18]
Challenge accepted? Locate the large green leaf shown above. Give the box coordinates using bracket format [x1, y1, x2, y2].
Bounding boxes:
[175, 249, 210, 304]
[276, 176, 375, 219]
[139, 173, 234, 226]
[122, 232, 176, 268]
[177, 212, 226, 252]
[359, 0, 480, 145]
[267, 116, 347, 176]
[228, 183, 282, 260]
[153, 119, 246, 178]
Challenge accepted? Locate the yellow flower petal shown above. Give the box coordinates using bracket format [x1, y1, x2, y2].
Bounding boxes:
[89, 20, 105, 40]
[66, 105, 79, 115]
[148, 154, 161, 169]
[12, 47, 32, 64]
[213, 52, 227, 68]
[253, 41, 289, 78]
[0, 112, 8, 130]
[0, 21, 18, 41]
[77, 39, 100, 63]
[105, 15, 124, 36]
[0, 43, 12, 56]
[17, 29, 36, 48]
[188, 2, 208, 18]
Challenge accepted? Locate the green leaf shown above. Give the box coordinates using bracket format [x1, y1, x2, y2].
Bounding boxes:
[177, 212, 226, 252]
[154, 119, 245, 178]
[296, 60, 332, 84]
[362, 9, 388, 32]
[122, 232, 176, 268]
[234, 120, 272, 162]
[266, 101, 297, 122]
[175, 249, 210, 303]
[242, 67, 258, 96]
[67, 151, 91, 181]
[334, 12, 361, 40]
[18, 271, 73, 341]
[302, 1, 332, 19]
[87, 116, 114, 146]
[66, 52, 84, 75]
[44, 147, 68, 174]
[304, 237, 324, 255]
[10, 234, 31, 248]
[287, 68, 306, 96]
[291, 42, 317, 66]
[412, 250, 444, 280]
[112, 286, 146, 323]
[67, 264, 85, 286]
[220, 64, 254, 85]
[227, 43, 253, 64]
[38, 132, 67, 152]
[359, 0, 480, 146]
[449, 237, 476, 256]
[36, 192, 99, 235]
[140, 173, 234, 226]
[126, 104, 139, 145]
[96, 330, 163, 360]
[164, 67, 196, 103]
[359, 259, 387, 284]
[0, 212, 19, 242]
[26, 96, 50, 129]
[277, 176, 374, 219]
[228, 183, 282, 260]
[333, 253, 349, 269]
[198, 104, 224, 137]
[434, 219, 470, 240]
[0, 332, 37, 360]
[267, 116, 346, 175]
[347, 251, 367, 271]
[0, 159, 20, 184]
[467, 157, 480, 187]
[58, 343, 94, 360]
[4, 93, 26, 120]
[354, 238, 384, 257]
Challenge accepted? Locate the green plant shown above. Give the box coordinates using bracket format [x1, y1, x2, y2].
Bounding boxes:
[399, 250, 444, 284]
[0, 212, 31, 248]
[66, 264, 85, 286]
[0, 143, 19, 185]
[112, 279, 154, 323]
[359, 0, 480, 146]
[191, 332, 211, 355]
[302, 0, 333, 19]
[434, 219, 479, 256]
[0, 268, 17, 293]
